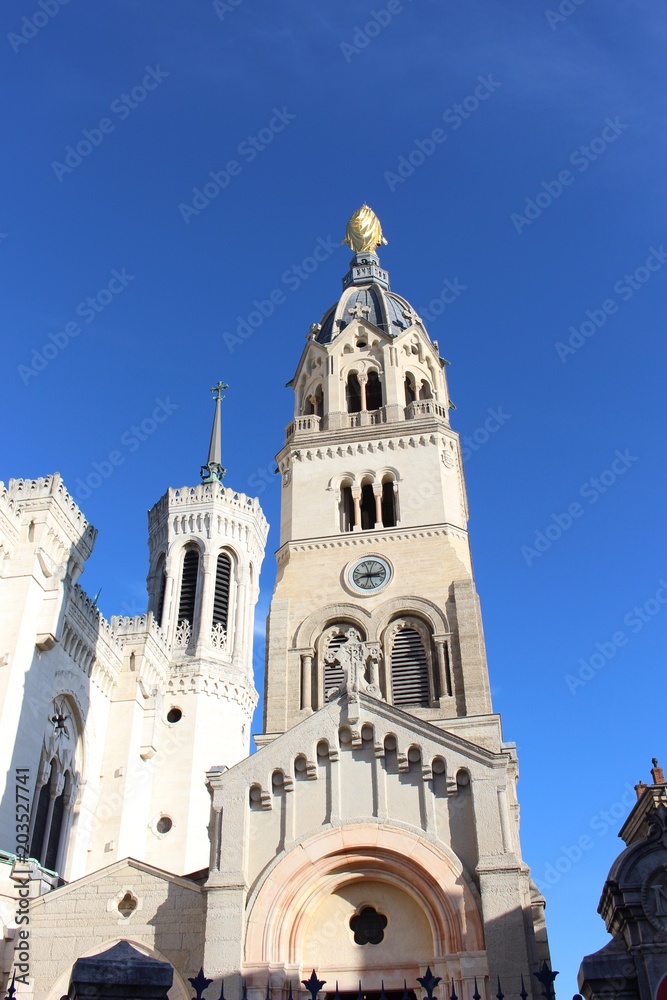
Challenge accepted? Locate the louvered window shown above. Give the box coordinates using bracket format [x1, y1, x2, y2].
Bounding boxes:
[213, 553, 232, 629]
[391, 627, 430, 707]
[324, 632, 347, 700]
[178, 548, 199, 625]
[155, 557, 166, 627]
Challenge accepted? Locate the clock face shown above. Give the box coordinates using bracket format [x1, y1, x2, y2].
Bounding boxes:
[349, 557, 391, 592]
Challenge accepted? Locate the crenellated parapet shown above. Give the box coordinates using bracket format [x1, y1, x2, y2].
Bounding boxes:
[148, 483, 268, 565]
[8, 475, 97, 551]
[61, 584, 124, 693]
[111, 613, 171, 691]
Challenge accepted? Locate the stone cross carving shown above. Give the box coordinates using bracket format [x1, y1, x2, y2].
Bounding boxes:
[348, 302, 371, 320]
[325, 630, 383, 723]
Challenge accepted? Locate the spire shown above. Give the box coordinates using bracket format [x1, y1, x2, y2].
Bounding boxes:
[200, 380, 228, 484]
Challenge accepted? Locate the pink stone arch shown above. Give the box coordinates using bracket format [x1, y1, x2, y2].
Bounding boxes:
[244, 824, 484, 968]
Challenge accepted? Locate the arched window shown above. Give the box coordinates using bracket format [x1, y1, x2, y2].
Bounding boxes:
[346, 373, 362, 413]
[387, 619, 434, 708]
[305, 385, 323, 416]
[212, 552, 232, 649]
[404, 374, 416, 405]
[340, 484, 354, 532]
[366, 371, 383, 410]
[154, 554, 167, 628]
[381, 480, 397, 528]
[30, 762, 53, 862]
[420, 379, 433, 400]
[360, 484, 376, 530]
[177, 547, 199, 646]
[29, 698, 80, 875]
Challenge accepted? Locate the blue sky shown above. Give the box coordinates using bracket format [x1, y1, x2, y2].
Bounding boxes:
[2, 0, 667, 990]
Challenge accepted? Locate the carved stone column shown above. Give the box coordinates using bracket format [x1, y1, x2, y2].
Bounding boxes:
[351, 488, 362, 531]
[358, 373, 368, 411]
[373, 485, 383, 528]
[434, 636, 452, 699]
[300, 651, 314, 711]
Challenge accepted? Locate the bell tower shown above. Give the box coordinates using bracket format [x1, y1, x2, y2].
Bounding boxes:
[263, 206, 492, 742]
[133, 381, 268, 873]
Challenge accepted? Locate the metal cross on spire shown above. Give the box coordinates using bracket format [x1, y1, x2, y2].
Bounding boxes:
[200, 380, 228, 484]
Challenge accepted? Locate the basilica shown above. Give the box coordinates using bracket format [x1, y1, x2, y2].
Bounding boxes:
[2, 206, 660, 1000]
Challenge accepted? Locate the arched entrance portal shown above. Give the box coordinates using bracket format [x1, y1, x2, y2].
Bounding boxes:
[244, 825, 485, 991]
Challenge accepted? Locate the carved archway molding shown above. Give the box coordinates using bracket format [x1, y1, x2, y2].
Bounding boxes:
[293, 596, 449, 649]
[244, 824, 484, 972]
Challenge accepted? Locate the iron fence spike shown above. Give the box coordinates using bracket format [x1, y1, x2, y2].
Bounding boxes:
[496, 977, 504, 1000]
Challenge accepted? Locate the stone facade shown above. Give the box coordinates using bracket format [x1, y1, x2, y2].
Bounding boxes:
[578, 761, 667, 999]
[0, 467, 267, 994]
[1, 213, 554, 1000]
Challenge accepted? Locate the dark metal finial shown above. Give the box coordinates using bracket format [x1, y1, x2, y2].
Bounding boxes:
[534, 962, 558, 1000]
[402, 980, 410, 1000]
[496, 978, 504, 1000]
[288, 983, 294, 1000]
[4, 972, 17, 1000]
[418, 968, 442, 1000]
[265, 982, 271, 1000]
[334, 982, 340, 1000]
[449, 984, 458, 1000]
[242, 980, 248, 1000]
[357, 980, 363, 1000]
[472, 978, 481, 1000]
[201, 380, 228, 484]
[189, 969, 213, 1000]
[302, 971, 326, 1000]
[216, 978, 226, 1000]
[380, 982, 387, 1000]
[520, 976, 528, 1000]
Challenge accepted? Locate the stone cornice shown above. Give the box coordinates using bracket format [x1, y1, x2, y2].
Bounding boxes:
[168, 661, 258, 716]
[276, 523, 469, 563]
[277, 421, 459, 468]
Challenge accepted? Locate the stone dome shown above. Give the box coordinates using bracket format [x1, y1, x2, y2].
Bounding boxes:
[314, 250, 422, 345]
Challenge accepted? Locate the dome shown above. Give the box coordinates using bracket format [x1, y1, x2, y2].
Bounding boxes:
[315, 252, 421, 345]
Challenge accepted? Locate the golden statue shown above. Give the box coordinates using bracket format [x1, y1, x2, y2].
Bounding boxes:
[342, 204, 388, 253]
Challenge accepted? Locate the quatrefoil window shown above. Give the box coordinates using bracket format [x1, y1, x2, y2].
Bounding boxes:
[349, 906, 387, 945]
